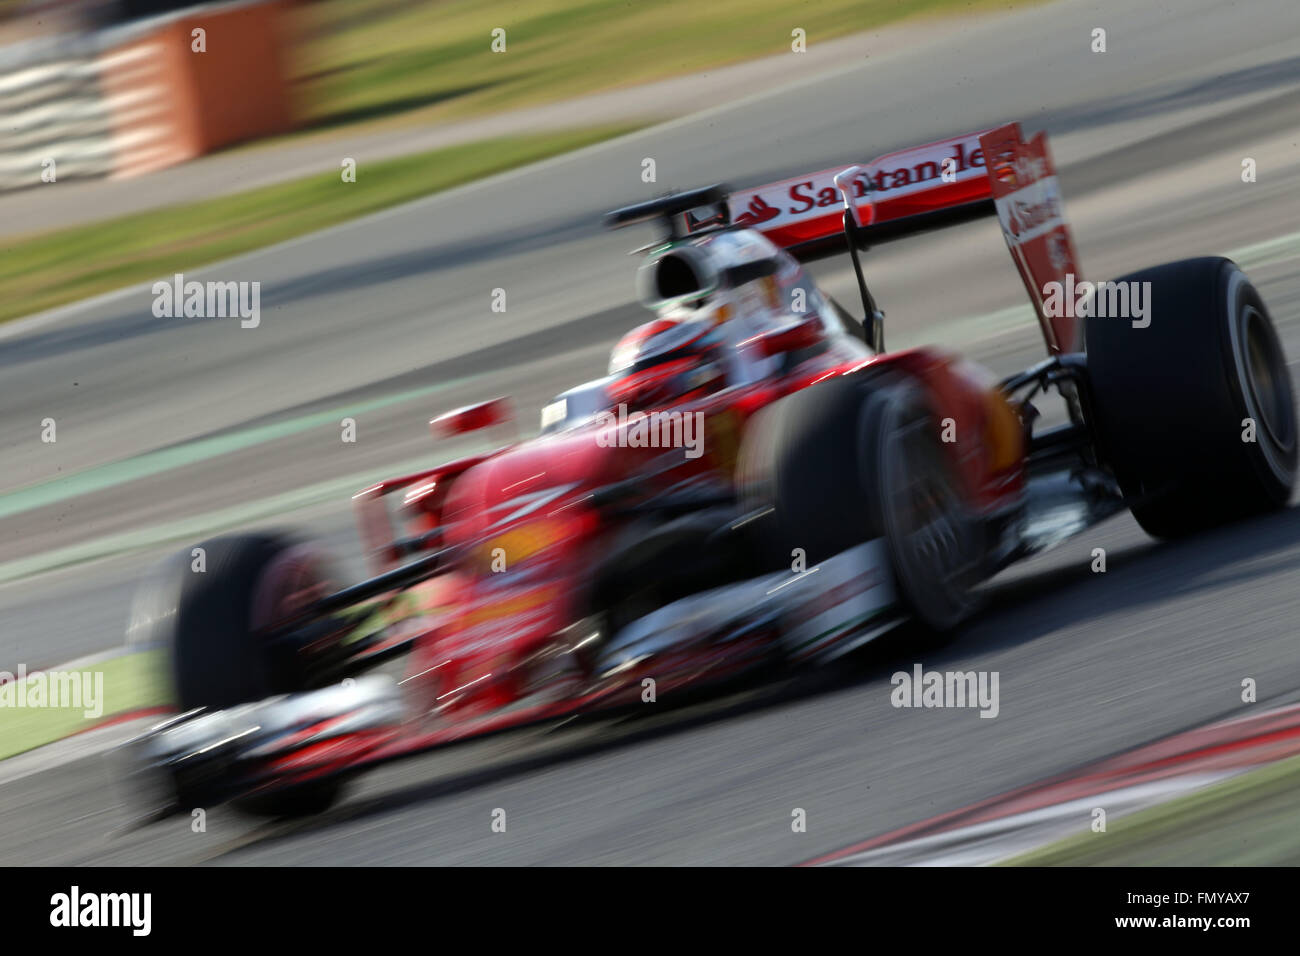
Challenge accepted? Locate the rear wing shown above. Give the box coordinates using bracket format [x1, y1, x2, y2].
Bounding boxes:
[702, 124, 1084, 355]
[717, 130, 996, 255]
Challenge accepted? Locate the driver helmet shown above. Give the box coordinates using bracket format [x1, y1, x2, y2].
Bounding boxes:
[606, 316, 725, 409]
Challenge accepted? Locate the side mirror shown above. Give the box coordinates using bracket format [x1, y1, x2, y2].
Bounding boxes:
[430, 397, 514, 439]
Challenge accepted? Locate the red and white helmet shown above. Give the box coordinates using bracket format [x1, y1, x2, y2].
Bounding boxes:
[606, 316, 725, 409]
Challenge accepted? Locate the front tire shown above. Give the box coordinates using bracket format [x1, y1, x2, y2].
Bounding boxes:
[127, 532, 346, 817]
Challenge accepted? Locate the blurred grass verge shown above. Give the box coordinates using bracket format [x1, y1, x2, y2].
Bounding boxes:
[0, 651, 166, 762]
[0, 124, 636, 325]
[298, 0, 1038, 130]
[1002, 753, 1300, 865]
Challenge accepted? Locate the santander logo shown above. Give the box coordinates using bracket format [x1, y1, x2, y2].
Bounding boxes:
[730, 136, 987, 228]
[735, 194, 781, 226]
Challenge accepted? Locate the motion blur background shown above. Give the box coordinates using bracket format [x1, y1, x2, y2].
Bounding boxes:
[2, 0, 299, 189]
[2, 0, 992, 323]
[1, 0, 978, 192]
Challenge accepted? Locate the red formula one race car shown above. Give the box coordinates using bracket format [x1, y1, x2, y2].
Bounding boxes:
[122, 123, 1296, 819]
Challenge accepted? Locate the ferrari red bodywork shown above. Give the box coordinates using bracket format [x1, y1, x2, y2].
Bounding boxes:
[127, 123, 1109, 815]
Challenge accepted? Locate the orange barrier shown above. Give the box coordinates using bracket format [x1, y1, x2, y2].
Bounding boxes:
[96, 0, 297, 179]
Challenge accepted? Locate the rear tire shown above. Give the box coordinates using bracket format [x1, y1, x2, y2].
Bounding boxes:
[738, 375, 983, 634]
[1086, 257, 1296, 538]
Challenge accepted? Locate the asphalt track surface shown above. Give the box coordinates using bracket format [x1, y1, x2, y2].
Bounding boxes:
[3, 0, 1300, 864]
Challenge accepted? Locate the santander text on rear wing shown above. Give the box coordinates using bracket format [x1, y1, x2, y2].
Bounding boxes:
[717, 130, 996, 253]
[703, 124, 1083, 356]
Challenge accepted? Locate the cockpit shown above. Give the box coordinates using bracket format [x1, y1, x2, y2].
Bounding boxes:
[540, 206, 869, 435]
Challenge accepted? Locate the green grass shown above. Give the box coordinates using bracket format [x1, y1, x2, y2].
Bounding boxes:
[0, 124, 635, 324]
[0, 651, 168, 761]
[295, 0, 1041, 129]
[1002, 752, 1300, 866]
